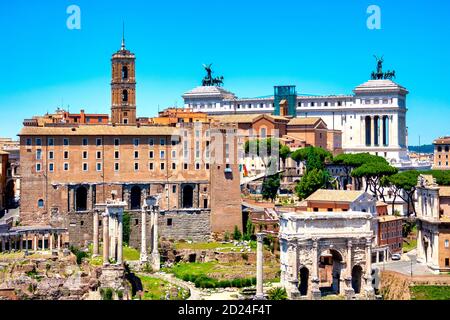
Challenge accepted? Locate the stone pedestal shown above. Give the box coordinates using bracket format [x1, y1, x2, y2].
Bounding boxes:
[344, 288, 355, 300]
[255, 233, 265, 300]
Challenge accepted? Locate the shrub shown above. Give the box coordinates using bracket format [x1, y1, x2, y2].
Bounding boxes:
[267, 287, 287, 300]
[224, 232, 230, 242]
[232, 226, 242, 241]
[100, 287, 114, 300]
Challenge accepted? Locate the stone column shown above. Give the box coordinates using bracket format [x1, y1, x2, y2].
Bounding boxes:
[344, 240, 355, 299]
[25, 233, 29, 254]
[19, 235, 23, 251]
[140, 206, 148, 263]
[1, 236, 5, 252]
[432, 231, 440, 267]
[109, 214, 115, 261]
[41, 234, 45, 250]
[57, 234, 61, 251]
[381, 116, 386, 147]
[287, 241, 300, 298]
[151, 210, 160, 271]
[102, 212, 110, 265]
[117, 212, 123, 265]
[93, 210, 99, 256]
[364, 238, 375, 298]
[13, 236, 18, 250]
[33, 234, 37, 251]
[311, 239, 321, 300]
[49, 233, 53, 251]
[255, 233, 265, 300]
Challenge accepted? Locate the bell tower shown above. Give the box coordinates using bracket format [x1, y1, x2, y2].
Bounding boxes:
[111, 32, 136, 125]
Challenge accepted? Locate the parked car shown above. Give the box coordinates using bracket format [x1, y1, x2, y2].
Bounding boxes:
[391, 254, 401, 261]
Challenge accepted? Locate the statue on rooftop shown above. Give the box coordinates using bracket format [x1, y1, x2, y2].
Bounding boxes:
[371, 55, 396, 80]
[202, 64, 224, 87]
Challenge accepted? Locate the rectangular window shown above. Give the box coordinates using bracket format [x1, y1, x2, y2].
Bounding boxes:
[134, 138, 140, 147]
[83, 163, 88, 171]
[172, 150, 177, 159]
[64, 163, 69, 171]
[96, 138, 102, 146]
[149, 138, 154, 146]
[161, 163, 165, 170]
[204, 199, 208, 209]
[171, 140, 177, 146]
[172, 185, 177, 193]
[82, 138, 88, 146]
[36, 163, 41, 172]
[160, 150, 165, 159]
[167, 218, 173, 226]
[36, 149, 42, 160]
[445, 240, 449, 248]
[114, 163, 120, 172]
[195, 163, 200, 170]
[134, 151, 139, 159]
[96, 163, 102, 171]
[195, 141, 200, 158]
[48, 151, 54, 159]
[96, 151, 102, 159]
[64, 151, 69, 159]
[48, 138, 54, 146]
[114, 138, 120, 147]
[36, 138, 42, 146]
[49, 163, 54, 172]
[149, 162, 154, 171]
[205, 163, 210, 170]
[63, 138, 69, 146]
[160, 138, 166, 146]
[134, 163, 139, 171]
[149, 151, 154, 159]
[172, 163, 176, 170]
[114, 151, 120, 159]
[83, 151, 88, 159]
[26, 138, 32, 146]
[184, 163, 188, 170]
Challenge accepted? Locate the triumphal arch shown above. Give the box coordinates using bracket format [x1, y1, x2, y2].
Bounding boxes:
[279, 211, 375, 300]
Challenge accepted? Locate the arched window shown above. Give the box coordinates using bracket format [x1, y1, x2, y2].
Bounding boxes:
[75, 186, 88, 212]
[299, 267, 309, 296]
[122, 90, 128, 102]
[122, 66, 128, 80]
[38, 199, 44, 208]
[130, 186, 142, 210]
[182, 185, 194, 208]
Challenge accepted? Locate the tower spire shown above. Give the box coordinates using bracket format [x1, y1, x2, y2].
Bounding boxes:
[121, 21, 126, 50]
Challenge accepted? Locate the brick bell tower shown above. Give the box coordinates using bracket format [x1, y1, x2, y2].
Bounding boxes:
[111, 31, 136, 125]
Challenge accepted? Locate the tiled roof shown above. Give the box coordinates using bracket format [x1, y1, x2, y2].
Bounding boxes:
[306, 189, 365, 203]
[18, 125, 178, 136]
[434, 137, 450, 144]
[287, 117, 323, 126]
[211, 114, 289, 124]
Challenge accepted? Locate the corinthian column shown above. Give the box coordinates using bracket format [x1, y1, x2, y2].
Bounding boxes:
[151, 210, 160, 271]
[140, 206, 148, 263]
[93, 210, 99, 256]
[255, 233, 265, 300]
[311, 239, 321, 300]
[102, 212, 109, 265]
[364, 238, 375, 299]
[117, 212, 123, 265]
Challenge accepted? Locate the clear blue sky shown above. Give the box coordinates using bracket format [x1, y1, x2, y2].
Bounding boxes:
[0, 0, 449, 145]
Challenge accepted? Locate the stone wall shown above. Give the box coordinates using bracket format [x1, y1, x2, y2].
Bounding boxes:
[159, 210, 211, 242]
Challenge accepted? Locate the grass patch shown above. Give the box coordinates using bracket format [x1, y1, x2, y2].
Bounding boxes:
[164, 261, 278, 289]
[138, 275, 189, 300]
[403, 238, 417, 253]
[410, 286, 450, 300]
[173, 242, 253, 252]
[87, 244, 140, 264]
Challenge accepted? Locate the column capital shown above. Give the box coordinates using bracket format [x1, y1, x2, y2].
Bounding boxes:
[347, 240, 353, 248]
[256, 233, 265, 242]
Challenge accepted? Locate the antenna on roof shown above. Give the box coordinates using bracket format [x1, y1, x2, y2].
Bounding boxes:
[121, 21, 126, 50]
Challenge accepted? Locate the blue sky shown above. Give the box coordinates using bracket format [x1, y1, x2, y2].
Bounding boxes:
[0, 0, 449, 145]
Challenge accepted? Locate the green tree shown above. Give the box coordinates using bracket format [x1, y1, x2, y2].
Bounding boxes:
[384, 170, 420, 216]
[232, 225, 242, 241]
[123, 212, 131, 246]
[295, 168, 330, 200]
[243, 218, 255, 241]
[351, 161, 398, 201]
[291, 146, 333, 165]
[262, 173, 281, 202]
